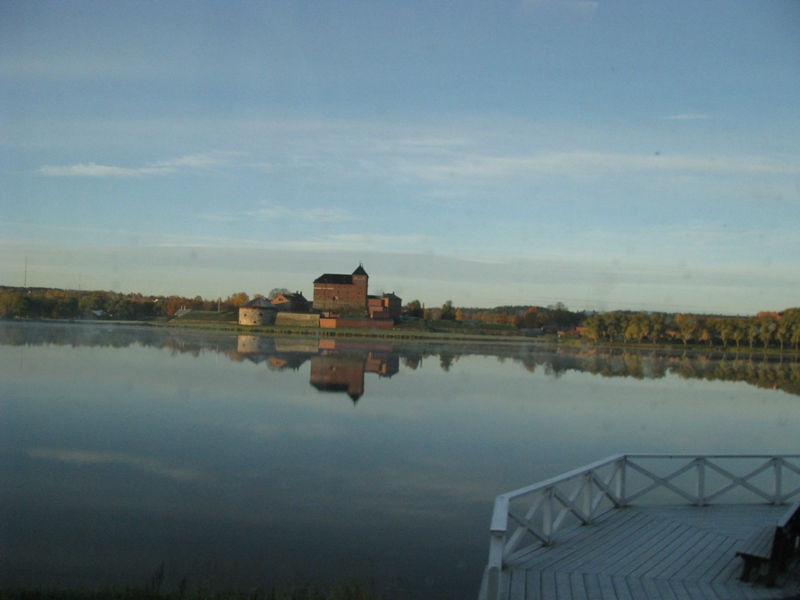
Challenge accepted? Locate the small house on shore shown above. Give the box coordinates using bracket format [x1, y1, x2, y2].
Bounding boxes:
[271, 292, 311, 313]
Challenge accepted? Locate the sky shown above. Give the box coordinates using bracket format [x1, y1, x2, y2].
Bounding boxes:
[2, 0, 799, 314]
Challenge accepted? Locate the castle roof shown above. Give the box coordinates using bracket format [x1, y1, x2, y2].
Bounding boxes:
[240, 297, 275, 309]
[314, 273, 354, 285]
[314, 265, 368, 285]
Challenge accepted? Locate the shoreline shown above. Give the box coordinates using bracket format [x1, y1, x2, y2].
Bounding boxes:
[4, 317, 799, 357]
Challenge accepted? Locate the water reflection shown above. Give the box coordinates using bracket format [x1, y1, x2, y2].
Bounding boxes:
[236, 336, 399, 402]
[2, 322, 797, 398]
[2, 321, 799, 599]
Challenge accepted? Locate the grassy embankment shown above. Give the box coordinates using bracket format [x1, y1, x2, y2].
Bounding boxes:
[166, 311, 531, 342]
[0, 581, 380, 600]
[1, 567, 383, 600]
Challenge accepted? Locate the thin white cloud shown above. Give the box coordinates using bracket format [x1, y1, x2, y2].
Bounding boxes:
[662, 113, 711, 120]
[38, 163, 164, 177]
[398, 151, 800, 183]
[285, 233, 430, 252]
[38, 153, 230, 177]
[149, 153, 227, 170]
[203, 202, 354, 224]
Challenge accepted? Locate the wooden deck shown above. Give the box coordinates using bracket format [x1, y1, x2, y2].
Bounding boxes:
[480, 455, 800, 600]
[496, 503, 800, 600]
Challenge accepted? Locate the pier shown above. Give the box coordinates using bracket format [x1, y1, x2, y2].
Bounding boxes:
[479, 455, 800, 600]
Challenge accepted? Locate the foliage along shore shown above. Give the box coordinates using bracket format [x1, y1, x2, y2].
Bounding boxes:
[1, 285, 798, 352]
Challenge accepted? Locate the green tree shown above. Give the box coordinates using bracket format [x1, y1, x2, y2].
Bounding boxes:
[404, 299, 424, 318]
[624, 313, 649, 344]
[716, 318, 735, 348]
[624, 316, 641, 344]
[758, 314, 778, 350]
[791, 314, 800, 352]
[603, 312, 624, 343]
[649, 313, 667, 344]
[441, 300, 456, 321]
[747, 318, 760, 349]
[697, 318, 714, 346]
[776, 317, 792, 350]
[731, 319, 746, 348]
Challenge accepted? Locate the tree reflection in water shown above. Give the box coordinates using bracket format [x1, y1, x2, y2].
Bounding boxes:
[1, 322, 797, 398]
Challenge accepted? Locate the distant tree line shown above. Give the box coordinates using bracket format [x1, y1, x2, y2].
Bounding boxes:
[403, 299, 584, 328]
[582, 310, 800, 351]
[0, 286, 256, 320]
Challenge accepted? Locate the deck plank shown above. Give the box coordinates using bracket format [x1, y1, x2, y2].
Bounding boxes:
[497, 504, 800, 600]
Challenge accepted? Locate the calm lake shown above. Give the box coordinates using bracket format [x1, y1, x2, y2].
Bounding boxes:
[1, 322, 798, 599]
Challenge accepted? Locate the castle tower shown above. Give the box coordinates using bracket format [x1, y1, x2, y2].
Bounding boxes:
[352, 264, 368, 303]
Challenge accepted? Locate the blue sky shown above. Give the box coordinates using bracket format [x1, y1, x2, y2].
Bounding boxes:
[2, 1, 799, 314]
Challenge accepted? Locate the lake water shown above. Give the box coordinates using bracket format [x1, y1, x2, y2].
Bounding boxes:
[1, 322, 798, 599]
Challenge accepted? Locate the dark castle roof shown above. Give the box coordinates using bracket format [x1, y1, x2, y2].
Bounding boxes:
[240, 297, 275, 308]
[314, 273, 354, 285]
[313, 265, 368, 285]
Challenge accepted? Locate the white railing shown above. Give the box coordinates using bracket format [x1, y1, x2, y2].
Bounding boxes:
[480, 454, 800, 600]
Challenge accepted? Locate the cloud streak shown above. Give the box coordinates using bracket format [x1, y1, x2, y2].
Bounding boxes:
[662, 113, 711, 120]
[284, 233, 431, 252]
[38, 153, 230, 177]
[394, 151, 800, 184]
[202, 202, 354, 224]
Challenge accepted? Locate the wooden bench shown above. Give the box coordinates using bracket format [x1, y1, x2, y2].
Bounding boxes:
[736, 502, 800, 586]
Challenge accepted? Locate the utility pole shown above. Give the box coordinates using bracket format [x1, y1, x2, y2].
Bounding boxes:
[24, 256, 27, 288]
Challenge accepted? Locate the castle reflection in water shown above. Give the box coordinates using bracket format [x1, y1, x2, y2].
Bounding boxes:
[236, 335, 399, 402]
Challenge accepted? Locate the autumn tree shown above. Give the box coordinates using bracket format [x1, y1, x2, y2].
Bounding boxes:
[582, 314, 604, 342]
[674, 314, 698, 346]
[224, 292, 250, 309]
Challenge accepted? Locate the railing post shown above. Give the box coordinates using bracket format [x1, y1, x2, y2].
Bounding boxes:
[543, 488, 553, 544]
[696, 458, 706, 506]
[583, 471, 593, 522]
[617, 455, 627, 506]
[485, 535, 504, 600]
[774, 457, 782, 505]
[485, 495, 508, 600]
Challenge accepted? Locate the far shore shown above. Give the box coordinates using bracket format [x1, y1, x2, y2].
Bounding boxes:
[6, 316, 799, 356]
